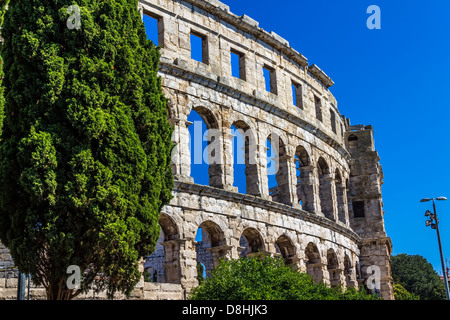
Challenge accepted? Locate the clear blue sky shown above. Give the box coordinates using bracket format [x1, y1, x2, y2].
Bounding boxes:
[150, 1, 450, 273]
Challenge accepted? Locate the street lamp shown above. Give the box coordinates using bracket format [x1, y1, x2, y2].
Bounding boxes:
[421, 197, 450, 300]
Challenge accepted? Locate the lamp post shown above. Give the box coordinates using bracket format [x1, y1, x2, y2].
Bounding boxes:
[421, 197, 450, 300]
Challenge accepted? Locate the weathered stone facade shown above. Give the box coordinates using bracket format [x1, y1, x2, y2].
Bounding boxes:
[0, 0, 394, 300]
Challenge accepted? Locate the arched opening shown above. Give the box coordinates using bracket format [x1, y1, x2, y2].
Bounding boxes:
[231, 121, 259, 196]
[317, 157, 334, 221]
[327, 249, 341, 288]
[275, 235, 297, 265]
[239, 228, 265, 258]
[267, 133, 291, 205]
[144, 213, 181, 284]
[195, 221, 227, 279]
[188, 107, 224, 188]
[305, 242, 323, 284]
[335, 170, 347, 224]
[344, 254, 355, 289]
[295, 145, 313, 211]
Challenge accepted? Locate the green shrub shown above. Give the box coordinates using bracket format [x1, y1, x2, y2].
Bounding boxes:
[189, 255, 380, 300]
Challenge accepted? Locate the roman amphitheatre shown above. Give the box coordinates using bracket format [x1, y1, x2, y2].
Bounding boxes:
[0, 0, 394, 300]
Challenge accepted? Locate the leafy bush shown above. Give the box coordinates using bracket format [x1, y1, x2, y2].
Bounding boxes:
[189, 255, 380, 300]
[393, 283, 420, 300]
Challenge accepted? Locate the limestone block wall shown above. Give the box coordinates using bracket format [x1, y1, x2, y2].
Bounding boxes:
[0, 0, 394, 300]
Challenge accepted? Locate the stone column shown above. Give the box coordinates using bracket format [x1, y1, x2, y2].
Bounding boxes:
[328, 267, 344, 288]
[297, 165, 317, 213]
[170, 117, 194, 183]
[259, 142, 271, 200]
[319, 174, 336, 221]
[336, 183, 347, 225]
[161, 240, 184, 284]
[207, 245, 233, 269]
[222, 122, 237, 192]
[306, 262, 325, 285]
[276, 154, 295, 206]
[177, 239, 199, 298]
[206, 127, 226, 189]
[345, 268, 358, 290]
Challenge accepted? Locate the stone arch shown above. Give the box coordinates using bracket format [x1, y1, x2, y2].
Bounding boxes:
[304, 242, 323, 284]
[335, 169, 347, 225]
[326, 249, 342, 288]
[191, 105, 220, 129]
[144, 213, 181, 284]
[317, 156, 334, 220]
[267, 133, 292, 205]
[344, 253, 356, 289]
[274, 234, 297, 265]
[195, 220, 228, 278]
[231, 119, 260, 196]
[159, 213, 180, 241]
[188, 105, 225, 188]
[295, 145, 315, 211]
[239, 227, 265, 257]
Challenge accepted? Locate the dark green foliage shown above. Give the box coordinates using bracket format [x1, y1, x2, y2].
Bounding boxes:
[0, 0, 173, 299]
[393, 283, 420, 300]
[0, 0, 8, 137]
[391, 254, 446, 300]
[197, 262, 205, 286]
[189, 255, 380, 300]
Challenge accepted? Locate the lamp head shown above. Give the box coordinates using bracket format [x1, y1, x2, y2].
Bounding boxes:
[420, 198, 432, 203]
[436, 197, 448, 201]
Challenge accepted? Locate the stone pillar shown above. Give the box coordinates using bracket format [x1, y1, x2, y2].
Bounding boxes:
[245, 139, 262, 197]
[276, 154, 294, 206]
[359, 238, 394, 300]
[222, 122, 237, 192]
[206, 127, 226, 189]
[259, 141, 271, 200]
[319, 174, 336, 221]
[345, 268, 358, 290]
[161, 240, 184, 284]
[320, 262, 331, 287]
[306, 262, 325, 285]
[336, 183, 348, 225]
[170, 117, 194, 183]
[207, 245, 233, 269]
[177, 239, 199, 298]
[328, 267, 344, 288]
[297, 165, 317, 213]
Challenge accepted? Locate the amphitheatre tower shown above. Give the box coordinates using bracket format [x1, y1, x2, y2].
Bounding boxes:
[0, 0, 394, 300]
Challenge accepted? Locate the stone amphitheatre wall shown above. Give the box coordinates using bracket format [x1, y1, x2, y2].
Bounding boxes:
[0, 0, 394, 300]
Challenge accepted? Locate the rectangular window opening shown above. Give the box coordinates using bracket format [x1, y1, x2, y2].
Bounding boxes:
[330, 110, 337, 134]
[231, 49, 246, 81]
[315, 95, 322, 122]
[143, 12, 163, 47]
[263, 65, 277, 95]
[190, 32, 209, 65]
[292, 81, 303, 109]
[353, 201, 365, 218]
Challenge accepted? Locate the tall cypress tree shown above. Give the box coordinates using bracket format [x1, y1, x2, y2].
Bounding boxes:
[0, 0, 8, 137]
[0, 0, 173, 300]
